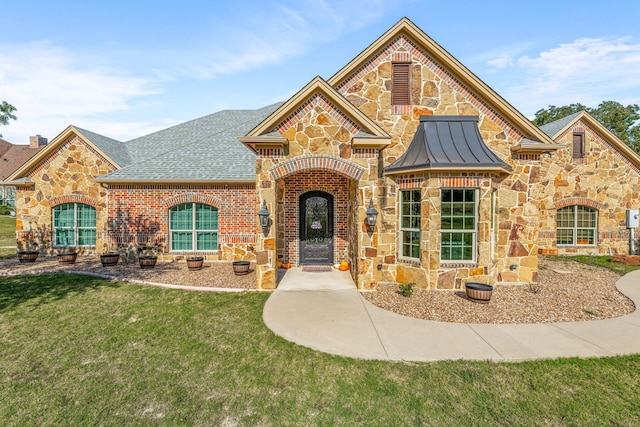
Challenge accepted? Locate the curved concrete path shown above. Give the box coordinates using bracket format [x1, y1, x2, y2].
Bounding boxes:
[263, 269, 640, 361]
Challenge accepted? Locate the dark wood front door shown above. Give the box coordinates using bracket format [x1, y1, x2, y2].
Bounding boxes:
[299, 191, 333, 265]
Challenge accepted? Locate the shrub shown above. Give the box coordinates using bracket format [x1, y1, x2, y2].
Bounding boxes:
[0, 205, 13, 215]
[398, 282, 414, 297]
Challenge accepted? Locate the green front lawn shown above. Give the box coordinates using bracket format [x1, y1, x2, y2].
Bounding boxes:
[0, 215, 15, 258]
[543, 254, 640, 276]
[1, 274, 638, 425]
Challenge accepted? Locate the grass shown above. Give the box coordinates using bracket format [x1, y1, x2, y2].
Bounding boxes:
[0, 215, 15, 258]
[1, 274, 639, 426]
[544, 254, 640, 276]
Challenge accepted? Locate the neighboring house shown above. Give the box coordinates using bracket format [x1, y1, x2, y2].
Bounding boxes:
[0, 135, 48, 206]
[8, 18, 640, 290]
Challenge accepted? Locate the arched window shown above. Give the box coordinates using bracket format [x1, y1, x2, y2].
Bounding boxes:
[53, 203, 96, 246]
[169, 203, 218, 251]
[556, 205, 597, 246]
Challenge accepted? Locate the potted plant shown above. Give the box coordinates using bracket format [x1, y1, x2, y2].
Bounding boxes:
[232, 260, 251, 275]
[138, 243, 158, 269]
[17, 232, 39, 263]
[100, 243, 120, 267]
[17, 250, 39, 263]
[464, 282, 493, 304]
[57, 248, 78, 264]
[187, 256, 204, 271]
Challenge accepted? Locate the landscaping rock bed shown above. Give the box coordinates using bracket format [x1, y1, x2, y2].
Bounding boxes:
[1, 255, 635, 324]
[0, 257, 255, 290]
[363, 257, 635, 324]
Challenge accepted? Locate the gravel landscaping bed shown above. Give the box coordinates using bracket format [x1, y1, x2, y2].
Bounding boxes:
[363, 257, 635, 324]
[0, 256, 255, 290]
[1, 255, 635, 324]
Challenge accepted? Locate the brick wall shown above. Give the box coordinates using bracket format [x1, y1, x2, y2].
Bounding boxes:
[106, 184, 257, 259]
[281, 170, 350, 265]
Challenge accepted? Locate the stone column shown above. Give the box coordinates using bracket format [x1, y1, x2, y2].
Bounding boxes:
[256, 159, 277, 290]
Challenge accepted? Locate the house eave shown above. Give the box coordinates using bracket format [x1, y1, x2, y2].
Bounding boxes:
[385, 165, 512, 175]
[93, 178, 256, 185]
[352, 136, 391, 149]
[3, 177, 34, 187]
[238, 136, 288, 153]
[511, 143, 561, 153]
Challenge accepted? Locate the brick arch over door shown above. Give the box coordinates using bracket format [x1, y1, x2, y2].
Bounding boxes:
[270, 155, 365, 181]
[554, 198, 604, 211]
[280, 169, 351, 266]
[49, 195, 100, 208]
[161, 193, 224, 210]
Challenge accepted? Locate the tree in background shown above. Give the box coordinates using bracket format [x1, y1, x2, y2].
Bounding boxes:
[533, 101, 640, 153]
[0, 101, 17, 138]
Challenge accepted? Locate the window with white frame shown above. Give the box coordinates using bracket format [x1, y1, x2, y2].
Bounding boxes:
[400, 189, 421, 259]
[556, 205, 597, 245]
[169, 203, 218, 251]
[53, 203, 96, 246]
[440, 189, 477, 262]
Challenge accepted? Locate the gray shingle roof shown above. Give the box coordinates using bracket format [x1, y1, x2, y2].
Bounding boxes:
[74, 127, 130, 167]
[538, 111, 582, 138]
[96, 103, 282, 182]
[385, 116, 511, 173]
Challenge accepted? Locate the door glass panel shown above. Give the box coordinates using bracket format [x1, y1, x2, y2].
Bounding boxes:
[305, 196, 328, 246]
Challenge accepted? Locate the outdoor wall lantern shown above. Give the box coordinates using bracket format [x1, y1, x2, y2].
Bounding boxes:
[258, 200, 270, 230]
[365, 199, 378, 228]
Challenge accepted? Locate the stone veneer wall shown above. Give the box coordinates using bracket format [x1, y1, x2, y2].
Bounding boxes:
[254, 35, 546, 289]
[533, 119, 640, 255]
[107, 185, 257, 261]
[330, 35, 539, 288]
[14, 135, 113, 254]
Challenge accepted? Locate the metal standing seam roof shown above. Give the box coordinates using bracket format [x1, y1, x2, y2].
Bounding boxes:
[385, 116, 512, 174]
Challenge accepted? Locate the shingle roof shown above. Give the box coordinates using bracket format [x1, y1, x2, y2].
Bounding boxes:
[0, 139, 46, 181]
[385, 116, 511, 174]
[96, 103, 282, 182]
[538, 111, 583, 138]
[74, 127, 130, 167]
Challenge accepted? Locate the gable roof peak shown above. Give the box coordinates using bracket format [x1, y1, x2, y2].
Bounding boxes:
[243, 75, 389, 142]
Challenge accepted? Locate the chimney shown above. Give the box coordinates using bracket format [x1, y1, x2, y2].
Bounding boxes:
[29, 135, 48, 148]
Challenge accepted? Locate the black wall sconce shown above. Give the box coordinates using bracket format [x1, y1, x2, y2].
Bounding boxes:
[258, 200, 270, 231]
[365, 199, 378, 228]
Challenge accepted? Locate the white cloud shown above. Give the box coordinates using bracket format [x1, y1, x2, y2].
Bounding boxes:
[165, 0, 398, 81]
[0, 41, 163, 143]
[493, 37, 640, 116]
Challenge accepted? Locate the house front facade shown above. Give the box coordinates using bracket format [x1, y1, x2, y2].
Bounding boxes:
[8, 18, 640, 290]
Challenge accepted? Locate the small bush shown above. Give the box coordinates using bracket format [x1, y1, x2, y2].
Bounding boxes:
[398, 283, 414, 297]
[0, 205, 13, 215]
[528, 281, 543, 294]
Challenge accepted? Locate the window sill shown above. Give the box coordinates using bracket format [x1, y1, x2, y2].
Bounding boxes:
[398, 257, 421, 266]
[440, 262, 477, 269]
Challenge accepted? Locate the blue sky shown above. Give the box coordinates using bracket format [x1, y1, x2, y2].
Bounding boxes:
[2, 0, 640, 144]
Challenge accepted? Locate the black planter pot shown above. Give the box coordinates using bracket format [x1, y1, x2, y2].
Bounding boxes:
[139, 256, 158, 269]
[187, 257, 204, 271]
[232, 260, 250, 275]
[465, 282, 493, 304]
[57, 252, 78, 264]
[100, 253, 120, 267]
[17, 251, 39, 263]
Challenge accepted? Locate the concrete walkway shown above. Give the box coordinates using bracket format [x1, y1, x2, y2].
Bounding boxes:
[263, 269, 640, 362]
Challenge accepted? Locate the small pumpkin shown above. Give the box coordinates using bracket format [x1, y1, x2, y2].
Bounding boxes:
[277, 261, 283, 268]
[283, 262, 291, 269]
[338, 261, 349, 271]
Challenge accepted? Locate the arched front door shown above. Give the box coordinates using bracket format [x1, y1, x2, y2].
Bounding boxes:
[299, 191, 334, 265]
